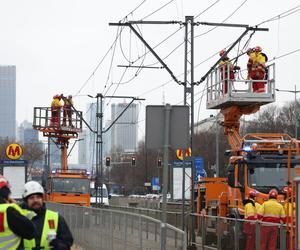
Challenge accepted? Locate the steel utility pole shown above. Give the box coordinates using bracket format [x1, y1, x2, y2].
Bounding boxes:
[93, 94, 145, 206]
[182, 16, 197, 249]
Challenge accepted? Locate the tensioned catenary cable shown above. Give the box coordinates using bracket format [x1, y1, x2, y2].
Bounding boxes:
[74, 0, 148, 96]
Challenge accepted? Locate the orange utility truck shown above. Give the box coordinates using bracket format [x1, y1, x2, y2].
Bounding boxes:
[196, 63, 298, 248]
[33, 104, 90, 206]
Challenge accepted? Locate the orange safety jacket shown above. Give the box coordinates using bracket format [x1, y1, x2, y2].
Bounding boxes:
[258, 198, 286, 224]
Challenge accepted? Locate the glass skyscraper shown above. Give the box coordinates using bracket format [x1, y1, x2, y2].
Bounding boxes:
[0, 65, 16, 140]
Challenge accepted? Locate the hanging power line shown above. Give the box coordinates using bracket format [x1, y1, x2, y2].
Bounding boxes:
[74, 0, 148, 96]
[141, 0, 175, 20]
[269, 48, 300, 62]
[256, 5, 300, 26]
[194, 0, 221, 19]
[194, 0, 248, 38]
[128, 0, 222, 67]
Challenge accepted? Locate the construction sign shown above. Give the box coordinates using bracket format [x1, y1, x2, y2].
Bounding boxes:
[6, 143, 23, 160]
[176, 147, 192, 161]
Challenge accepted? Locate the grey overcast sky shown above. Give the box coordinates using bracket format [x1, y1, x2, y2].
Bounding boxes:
[0, 0, 300, 137]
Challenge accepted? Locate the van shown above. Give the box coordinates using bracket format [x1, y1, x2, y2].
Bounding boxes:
[90, 183, 110, 206]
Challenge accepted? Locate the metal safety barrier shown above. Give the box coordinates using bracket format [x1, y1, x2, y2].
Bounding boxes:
[47, 203, 187, 250]
[189, 214, 289, 250]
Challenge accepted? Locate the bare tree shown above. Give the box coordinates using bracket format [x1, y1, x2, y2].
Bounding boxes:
[0, 137, 14, 160]
[22, 143, 44, 177]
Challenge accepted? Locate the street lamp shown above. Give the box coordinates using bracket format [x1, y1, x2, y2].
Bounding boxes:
[275, 85, 300, 139]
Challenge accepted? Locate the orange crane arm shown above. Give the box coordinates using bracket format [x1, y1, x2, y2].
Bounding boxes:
[221, 105, 260, 152]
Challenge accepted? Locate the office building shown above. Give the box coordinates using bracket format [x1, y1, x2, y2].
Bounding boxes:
[111, 102, 138, 153]
[0, 65, 16, 140]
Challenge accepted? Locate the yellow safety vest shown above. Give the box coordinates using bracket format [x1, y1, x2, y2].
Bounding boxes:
[0, 203, 25, 250]
[24, 209, 58, 250]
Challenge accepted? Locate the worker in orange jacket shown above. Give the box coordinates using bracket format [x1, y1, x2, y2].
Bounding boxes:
[62, 95, 73, 127]
[258, 189, 286, 250]
[243, 190, 259, 250]
[283, 186, 295, 250]
[50, 95, 62, 127]
[219, 49, 240, 94]
[247, 46, 267, 93]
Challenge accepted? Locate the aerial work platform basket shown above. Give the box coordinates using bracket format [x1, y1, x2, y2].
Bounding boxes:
[33, 107, 83, 139]
[206, 63, 275, 109]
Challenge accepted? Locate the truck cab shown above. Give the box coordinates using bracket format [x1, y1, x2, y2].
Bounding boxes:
[47, 169, 91, 206]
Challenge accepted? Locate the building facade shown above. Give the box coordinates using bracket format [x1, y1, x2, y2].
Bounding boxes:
[0, 65, 16, 140]
[111, 102, 138, 153]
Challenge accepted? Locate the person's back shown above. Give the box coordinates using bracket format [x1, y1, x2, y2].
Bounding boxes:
[259, 189, 285, 250]
[261, 198, 285, 223]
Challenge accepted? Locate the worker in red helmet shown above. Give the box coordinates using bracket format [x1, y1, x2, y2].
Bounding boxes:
[258, 189, 285, 250]
[0, 175, 35, 249]
[219, 49, 240, 94]
[50, 95, 62, 127]
[243, 190, 261, 250]
[62, 95, 74, 127]
[247, 46, 267, 93]
[283, 186, 295, 250]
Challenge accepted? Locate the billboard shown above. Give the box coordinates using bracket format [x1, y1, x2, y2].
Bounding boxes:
[3, 166, 26, 199]
[172, 161, 191, 200]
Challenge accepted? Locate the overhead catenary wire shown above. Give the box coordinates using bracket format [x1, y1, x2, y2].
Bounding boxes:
[194, 0, 248, 38]
[143, 0, 247, 68]
[128, 0, 222, 67]
[74, 0, 148, 96]
[103, 25, 123, 93]
[140, 0, 175, 20]
[256, 5, 300, 26]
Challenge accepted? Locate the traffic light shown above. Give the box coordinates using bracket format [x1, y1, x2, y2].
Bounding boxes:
[105, 157, 111, 167]
[157, 158, 162, 168]
[131, 156, 136, 166]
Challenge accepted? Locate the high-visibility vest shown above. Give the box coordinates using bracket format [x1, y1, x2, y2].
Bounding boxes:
[0, 203, 24, 250]
[51, 98, 62, 110]
[258, 198, 286, 224]
[244, 200, 257, 220]
[24, 209, 58, 250]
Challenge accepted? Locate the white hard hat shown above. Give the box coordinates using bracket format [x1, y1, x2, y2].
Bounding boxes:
[23, 181, 44, 199]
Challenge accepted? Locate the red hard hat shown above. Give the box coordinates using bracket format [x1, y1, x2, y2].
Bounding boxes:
[0, 175, 10, 189]
[219, 49, 226, 57]
[269, 189, 278, 198]
[255, 46, 262, 52]
[248, 190, 257, 197]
